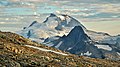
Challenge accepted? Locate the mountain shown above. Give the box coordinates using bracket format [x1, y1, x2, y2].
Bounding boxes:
[18, 13, 120, 60]
[18, 13, 86, 44]
[18, 13, 110, 44]
[48, 26, 104, 58]
[1, 31, 120, 67]
[45, 26, 120, 60]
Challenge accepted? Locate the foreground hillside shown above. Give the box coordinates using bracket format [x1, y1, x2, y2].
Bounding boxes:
[0, 31, 120, 67]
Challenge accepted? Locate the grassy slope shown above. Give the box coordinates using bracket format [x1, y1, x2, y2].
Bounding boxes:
[0, 31, 120, 67]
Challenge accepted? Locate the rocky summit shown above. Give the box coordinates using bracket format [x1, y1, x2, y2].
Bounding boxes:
[0, 31, 120, 67]
[51, 26, 104, 59]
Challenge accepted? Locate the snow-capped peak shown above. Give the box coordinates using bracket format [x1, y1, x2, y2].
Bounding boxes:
[43, 13, 86, 30]
[18, 13, 86, 43]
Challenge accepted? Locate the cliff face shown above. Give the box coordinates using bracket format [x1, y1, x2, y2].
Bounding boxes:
[51, 26, 104, 58]
[0, 31, 120, 67]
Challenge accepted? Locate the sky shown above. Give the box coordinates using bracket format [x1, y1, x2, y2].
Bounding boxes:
[0, 0, 120, 35]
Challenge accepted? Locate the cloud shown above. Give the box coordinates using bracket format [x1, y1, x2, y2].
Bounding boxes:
[0, 22, 6, 24]
[11, 0, 49, 2]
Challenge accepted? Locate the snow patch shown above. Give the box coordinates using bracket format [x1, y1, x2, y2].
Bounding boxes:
[67, 47, 72, 50]
[58, 15, 65, 21]
[55, 41, 63, 48]
[25, 45, 68, 56]
[117, 52, 120, 56]
[66, 16, 71, 24]
[81, 51, 92, 56]
[95, 45, 112, 51]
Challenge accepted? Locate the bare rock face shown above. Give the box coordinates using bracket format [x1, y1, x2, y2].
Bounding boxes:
[47, 26, 104, 58]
